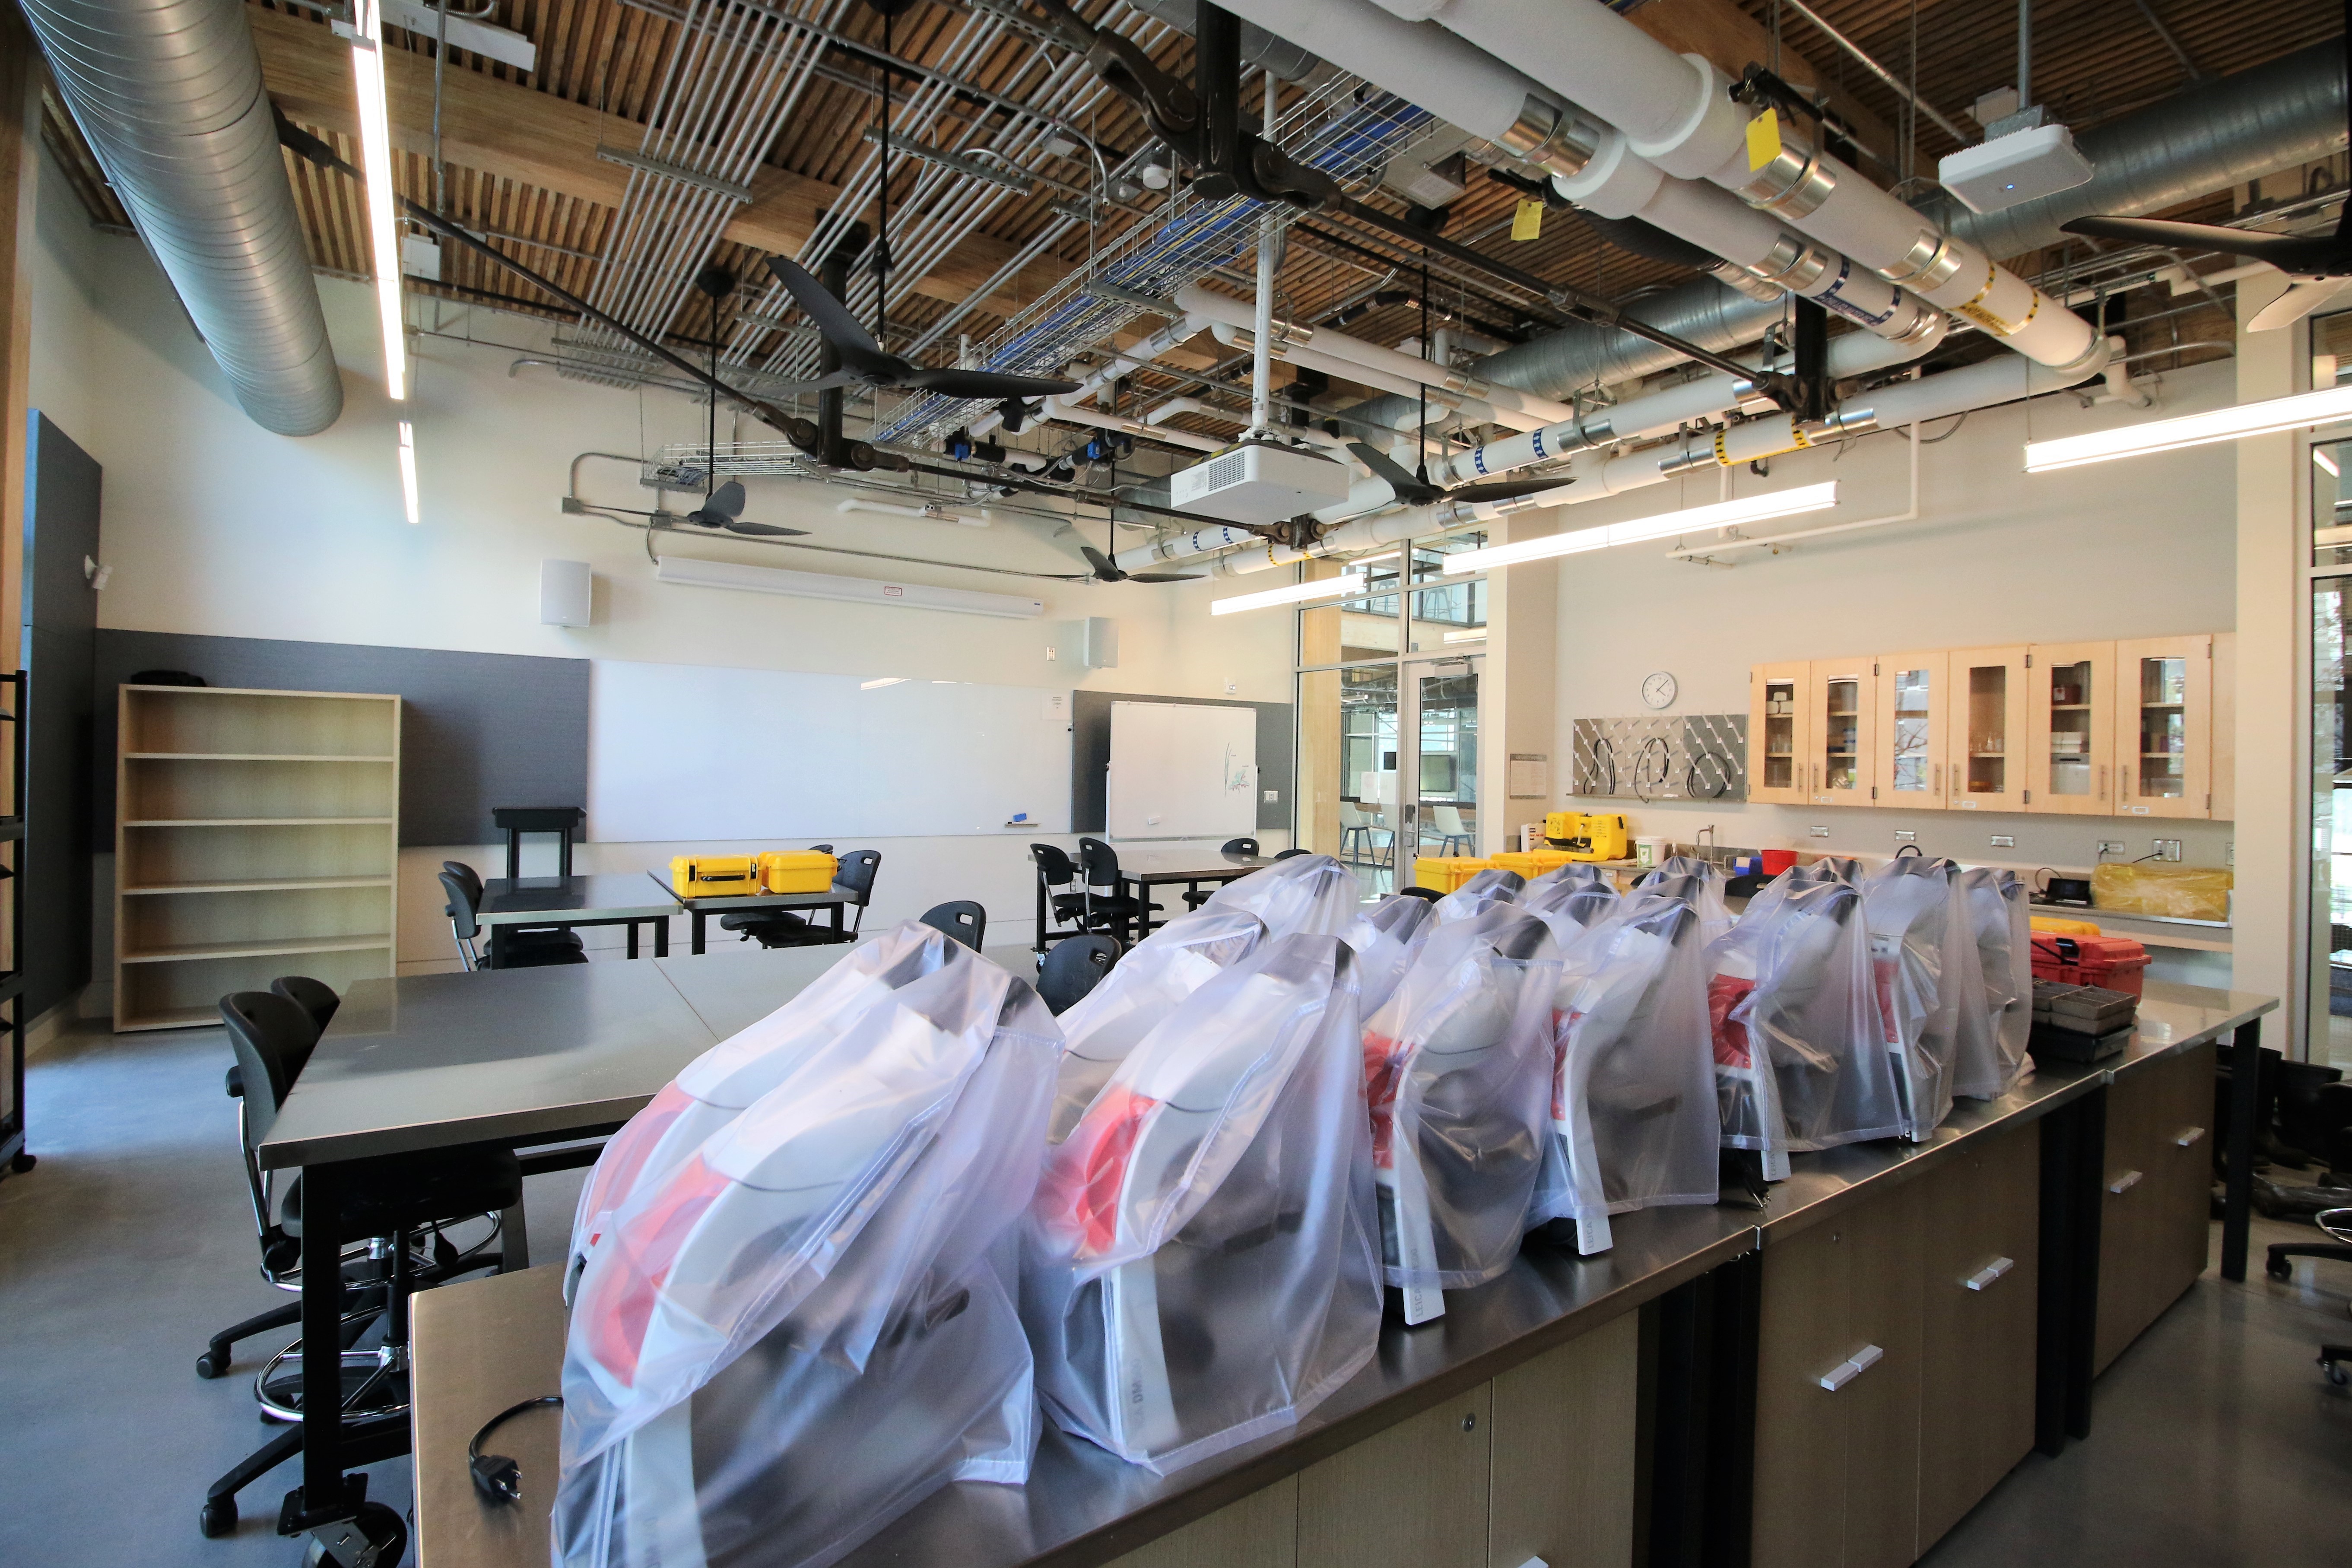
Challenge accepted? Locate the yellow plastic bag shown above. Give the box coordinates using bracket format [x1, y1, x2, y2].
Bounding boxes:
[2090, 863, 2231, 921]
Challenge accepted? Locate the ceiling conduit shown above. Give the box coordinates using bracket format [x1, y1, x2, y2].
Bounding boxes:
[23, 0, 342, 435]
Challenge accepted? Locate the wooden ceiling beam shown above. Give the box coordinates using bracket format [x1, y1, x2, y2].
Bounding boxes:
[248, 7, 1067, 318]
[1622, 0, 1903, 167]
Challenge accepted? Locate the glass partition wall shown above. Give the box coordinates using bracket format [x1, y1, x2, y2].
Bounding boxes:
[1297, 535, 1486, 897]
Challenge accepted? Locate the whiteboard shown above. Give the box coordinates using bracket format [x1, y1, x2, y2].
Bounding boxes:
[589, 660, 1073, 841]
[1106, 701, 1257, 841]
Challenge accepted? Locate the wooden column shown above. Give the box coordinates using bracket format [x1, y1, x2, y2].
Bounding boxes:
[0, 19, 40, 937]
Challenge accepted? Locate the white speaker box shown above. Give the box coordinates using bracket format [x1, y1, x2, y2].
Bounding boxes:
[541, 559, 593, 627]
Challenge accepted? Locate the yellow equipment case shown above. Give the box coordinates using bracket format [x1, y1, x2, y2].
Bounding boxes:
[758, 850, 838, 894]
[1414, 856, 1493, 893]
[670, 855, 761, 897]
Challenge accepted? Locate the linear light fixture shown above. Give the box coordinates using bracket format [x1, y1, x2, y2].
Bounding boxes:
[2316, 447, 2341, 478]
[1442, 628, 1487, 643]
[346, 0, 406, 400]
[1208, 571, 1367, 616]
[1444, 483, 1841, 573]
[2023, 385, 2352, 473]
[397, 421, 419, 524]
[654, 554, 1045, 619]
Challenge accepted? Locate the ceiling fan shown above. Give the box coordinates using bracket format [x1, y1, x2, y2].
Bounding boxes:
[2060, 0, 2352, 331]
[1070, 542, 1201, 583]
[1346, 441, 1578, 507]
[761, 255, 1083, 402]
[675, 263, 806, 538]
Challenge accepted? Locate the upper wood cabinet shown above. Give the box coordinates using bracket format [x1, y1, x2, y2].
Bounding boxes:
[1808, 658, 1877, 807]
[1749, 661, 1811, 806]
[1946, 645, 2031, 814]
[2211, 632, 2237, 820]
[2026, 640, 2119, 816]
[1874, 651, 1948, 811]
[2114, 635, 2214, 819]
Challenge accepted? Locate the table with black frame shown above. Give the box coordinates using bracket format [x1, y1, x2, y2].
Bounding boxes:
[645, 869, 851, 955]
[475, 874, 676, 967]
[1112, 848, 1274, 937]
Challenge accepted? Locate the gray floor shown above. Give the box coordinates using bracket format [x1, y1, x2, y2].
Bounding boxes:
[1, 1024, 2349, 1566]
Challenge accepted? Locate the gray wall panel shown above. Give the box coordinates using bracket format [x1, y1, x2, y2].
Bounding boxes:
[92, 632, 589, 848]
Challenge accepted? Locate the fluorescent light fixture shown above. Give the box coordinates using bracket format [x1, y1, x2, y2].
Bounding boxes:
[2023, 385, 2352, 473]
[861, 676, 908, 689]
[654, 554, 1046, 619]
[1208, 571, 1367, 616]
[1444, 482, 1841, 573]
[2317, 448, 2341, 478]
[397, 421, 419, 524]
[349, 0, 407, 400]
[1442, 629, 1487, 643]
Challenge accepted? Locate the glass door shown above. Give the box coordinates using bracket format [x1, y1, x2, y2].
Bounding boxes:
[1874, 652, 1945, 809]
[1748, 660, 1809, 804]
[1399, 655, 1481, 870]
[1806, 658, 1876, 806]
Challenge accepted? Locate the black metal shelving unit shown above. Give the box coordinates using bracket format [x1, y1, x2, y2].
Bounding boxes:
[1, 670, 29, 1180]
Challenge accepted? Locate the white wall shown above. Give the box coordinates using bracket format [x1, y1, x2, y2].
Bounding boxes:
[43, 213, 1294, 987]
[1543, 354, 2242, 878]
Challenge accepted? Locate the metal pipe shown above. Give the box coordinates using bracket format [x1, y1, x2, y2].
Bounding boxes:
[23, 0, 341, 435]
[2018, 0, 2033, 111]
[1777, 0, 1969, 145]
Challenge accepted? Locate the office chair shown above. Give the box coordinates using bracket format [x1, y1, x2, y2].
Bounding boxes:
[1274, 847, 1312, 861]
[1424, 804, 1473, 857]
[440, 869, 589, 971]
[1030, 843, 1095, 952]
[1397, 885, 1442, 902]
[719, 849, 882, 948]
[441, 861, 584, 965]
[919, 900, 987, 951]
[270, 974, 339, 1037]
[200, 993, 521, 1539]
[1078, 838, 1153, 943]
[1183, 838, 1262, 910]
[1038, 934, 1121, 1014]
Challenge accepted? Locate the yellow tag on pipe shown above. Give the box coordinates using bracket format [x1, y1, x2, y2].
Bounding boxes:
[1746, 107, 1783, 171]
[1511, 198, 1544, 242]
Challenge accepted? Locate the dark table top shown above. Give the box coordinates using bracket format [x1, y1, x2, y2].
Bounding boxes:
[643, 868, 846, 912]
[477, 874, 678, 925]
[1113, 850, 1274, 882]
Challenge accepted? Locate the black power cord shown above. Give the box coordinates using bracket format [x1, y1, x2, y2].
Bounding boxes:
[470, 1395, 562, 1505]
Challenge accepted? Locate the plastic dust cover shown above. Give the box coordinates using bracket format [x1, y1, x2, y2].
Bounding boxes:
[1203, 852, 1362, 938]
[554, 946, 1060, 1568]
[1633, 858, 1733, 946]
[2089, 861, 2231, 921]
[1362, 905, 1558, 1323]
[1528, 862, 1610, 894]
[1432, 865, 1527, 925]
[1024, 934, 1380, 1474]
[1533, 892, 1719, 1254]
[1047, 907, 1266, 1143]
[1522, 876, 1620, 943]
[1342, 893, 1435, 1017]
[1860, 856, 1981, 1141]
[565, 922, 969, 1303]
[1955, 867, 2034, 1099]
[1706, 878, 1897, 1179]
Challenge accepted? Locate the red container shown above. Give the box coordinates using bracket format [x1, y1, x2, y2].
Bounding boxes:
[2030, 933, 2150, 999]
[1760, 850, 1799, 876]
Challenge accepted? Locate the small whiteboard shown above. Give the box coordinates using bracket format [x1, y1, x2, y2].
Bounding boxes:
[1106, 701, 1257, 840]
[590, 660, 1072, 841]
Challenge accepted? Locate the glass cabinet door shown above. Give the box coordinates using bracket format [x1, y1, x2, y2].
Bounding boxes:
[1946, 646, 2031, 812]
[1874, 652, 1945, 809]
[1808, 660, 1876, 806]
[2113, 635, 2212, 819]
[2027, 641, 2117, 816]
[1748, 661, 1810, 804]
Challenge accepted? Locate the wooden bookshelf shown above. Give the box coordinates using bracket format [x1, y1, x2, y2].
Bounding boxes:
[114, 686, 401, 1032]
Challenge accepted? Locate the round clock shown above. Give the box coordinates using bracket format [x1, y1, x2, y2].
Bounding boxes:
[1642, 671, 1678, 710]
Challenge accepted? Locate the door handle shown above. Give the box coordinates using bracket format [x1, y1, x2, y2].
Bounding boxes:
[2174, 1126, 2207, 1148]
[2108, 1168, 2144, 1194]
[1819, 1343, 1884, 1391]
[1963, 1257, 2016, 1292]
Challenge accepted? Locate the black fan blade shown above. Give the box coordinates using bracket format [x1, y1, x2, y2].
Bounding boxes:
[724, 519, 811, 537]
[761, 256, 897, 374]
[1079, 545, 1126, 581]
[901, 367, 1083, 398]
[1347, 441, 1440, 504]
[1126, 571, 1203, 582]
[703, 479, 746, 520]
[2060, 216, 2345, 273]
[1452, 476, 1578, 505]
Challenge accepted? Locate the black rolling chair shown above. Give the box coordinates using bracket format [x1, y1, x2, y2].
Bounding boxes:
[1274, 847, 1312, 861]
[920, 900, 987, 951]
[721, 848, 882, 948]
[1183, 838, 1262, 911]
[1077, 838, 1152, 943]
[441, 861, 584, 968]
[200, 993, 521, 1540]
[1031, 843, 1094, 953]
[441, 869, 589, 971]
[1397, 885, 1442, 901]
[270, 974, 340, 1037]
[1038, 934, 1120, 1014]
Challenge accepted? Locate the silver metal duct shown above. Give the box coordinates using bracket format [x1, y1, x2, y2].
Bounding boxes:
[25, 0, 342, 435]
[1928, 38, 2348, 259]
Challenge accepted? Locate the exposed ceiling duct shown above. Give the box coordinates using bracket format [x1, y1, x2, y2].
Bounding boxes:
[1123, 0, 1324, 84]
[23, 0, 342, 436]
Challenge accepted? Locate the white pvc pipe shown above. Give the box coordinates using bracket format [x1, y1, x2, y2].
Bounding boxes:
[836, 497, 993, 527]
[1047, 395, 1223, 451]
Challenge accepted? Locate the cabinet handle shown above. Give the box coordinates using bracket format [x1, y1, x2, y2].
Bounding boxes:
[2174, 1126, 2207, 1148]
[1963, 1257, 2016, 1292]
[2099, 764, 2108, 800]
[2108, 1169, 2144, 1194]
[1819, 1343, 1885, 1391]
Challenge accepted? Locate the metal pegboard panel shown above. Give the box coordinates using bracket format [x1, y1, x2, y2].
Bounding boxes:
[1571, 714, 1748, 802]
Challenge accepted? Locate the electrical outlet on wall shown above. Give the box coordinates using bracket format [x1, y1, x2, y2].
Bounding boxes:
[2096, 840, 2126, 857]
[1809, 825, 1831, 838]
[1990, 835, 2016, 847]
[1044, 646, 1057, 661]
[1894, 830, 1917, 843]
[2152, 838, 2182, 861]
[1263, 789, 1279, 803]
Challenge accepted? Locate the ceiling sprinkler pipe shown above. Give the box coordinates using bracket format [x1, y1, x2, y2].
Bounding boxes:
[1045, 395, 1224, 451]
[1394, 0, 2101, 372]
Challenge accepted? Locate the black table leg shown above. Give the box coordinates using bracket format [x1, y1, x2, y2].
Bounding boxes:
[626, 921, 640, 959]
[1035, 873, 1047, 955]
[2036, 1086, 2105, 1453]
[691, 908, 708, 956]
[655, 918, 670, 958]
[2222, 1018, 2265, 1282]
[282, 1160, 359, 1535]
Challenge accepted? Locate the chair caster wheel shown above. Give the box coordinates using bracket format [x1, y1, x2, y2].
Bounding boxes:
[2267, 1257, 2292, 1280]
[200, 1497, 235, 1538]
[196, 1348, 226, 1379]
[302, 1501, 407, 1568]
[8, 1152, 32, 1174]
[2325, 1360, 2349, 1387]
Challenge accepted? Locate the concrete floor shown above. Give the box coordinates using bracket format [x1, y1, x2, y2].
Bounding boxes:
[1, 1022, 2348, 1566]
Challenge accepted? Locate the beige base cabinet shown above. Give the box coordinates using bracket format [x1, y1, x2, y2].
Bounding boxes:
[2095, 1044, 2215, 1373]
[1111, 1314, 1640, 1568]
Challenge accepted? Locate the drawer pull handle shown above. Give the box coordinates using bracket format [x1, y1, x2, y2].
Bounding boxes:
[1819, 1343, 1884, 1392]
[2174, 1126, 2206, 1148]
[2109, 1169, 2144, 1195]
[1964, 1257, 2016, 1292]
